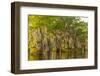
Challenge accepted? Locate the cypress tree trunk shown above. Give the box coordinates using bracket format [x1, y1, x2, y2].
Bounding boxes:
[47, 37, 51, 59]
[38, 27, 44, 60]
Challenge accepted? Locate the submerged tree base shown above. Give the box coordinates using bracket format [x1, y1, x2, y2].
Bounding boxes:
[28, 47, 88, 61]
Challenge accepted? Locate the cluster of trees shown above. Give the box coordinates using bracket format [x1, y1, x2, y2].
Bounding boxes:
[28, 15, 88, 61]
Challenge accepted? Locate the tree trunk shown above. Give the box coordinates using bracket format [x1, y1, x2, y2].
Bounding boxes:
[38, 27, 44, 60]
[47, 37, 51, 59]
